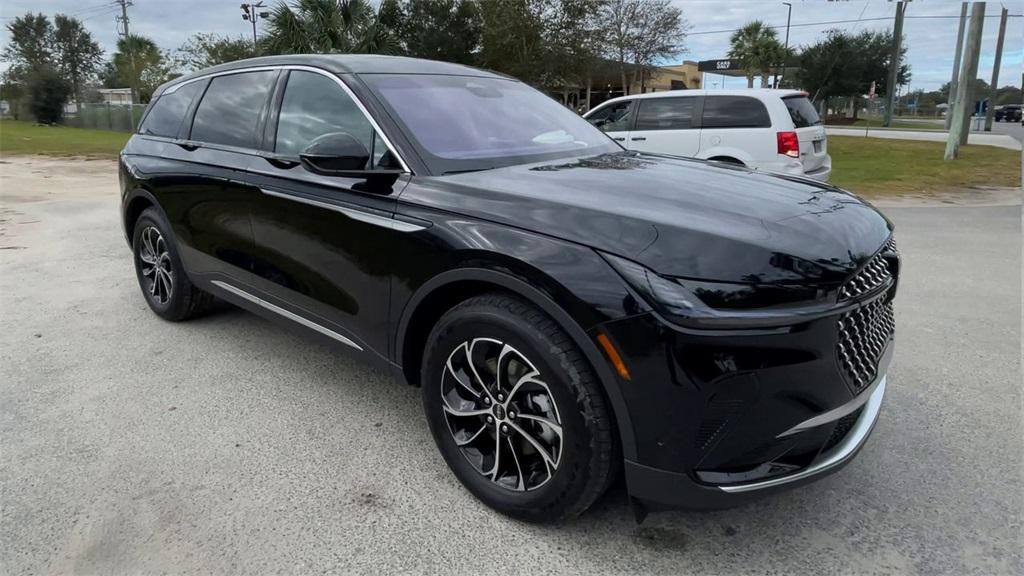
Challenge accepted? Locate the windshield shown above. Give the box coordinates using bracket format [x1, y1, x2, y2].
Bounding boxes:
[362, 74, 620, 174]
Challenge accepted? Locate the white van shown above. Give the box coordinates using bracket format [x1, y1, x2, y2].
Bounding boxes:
[583, 89, 831, 182]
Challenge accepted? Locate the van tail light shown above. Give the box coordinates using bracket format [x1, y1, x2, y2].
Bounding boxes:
[777, 131, 800, 158]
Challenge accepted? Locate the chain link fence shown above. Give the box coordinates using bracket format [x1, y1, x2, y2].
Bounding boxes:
[65, 103, 147, 132]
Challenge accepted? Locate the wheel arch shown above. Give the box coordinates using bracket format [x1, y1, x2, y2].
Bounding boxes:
[122, 188, 162, 247]
[395, 267, 637, 460]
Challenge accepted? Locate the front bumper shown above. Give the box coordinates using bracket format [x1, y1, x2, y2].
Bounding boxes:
[595, 289, 894, 511]
[625, 370, 887, 510]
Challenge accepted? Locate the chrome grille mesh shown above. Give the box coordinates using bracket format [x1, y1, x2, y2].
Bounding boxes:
[836, 298, 895, 393]
[839, 236, 898, 300]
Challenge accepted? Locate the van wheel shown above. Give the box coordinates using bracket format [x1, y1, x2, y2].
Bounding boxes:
[709, 156, 744, 166]
[421, 293, 618, 522]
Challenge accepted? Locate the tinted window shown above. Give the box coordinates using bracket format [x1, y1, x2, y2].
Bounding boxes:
[587, 100, 634, 132]
[635, 98, 695, 130]
[191, 71, 275, 148]
[139, 81, 204, 137]
[275, 71, 375, 157]
[783, 96, 822, 128]
[701, 96, 771, 128]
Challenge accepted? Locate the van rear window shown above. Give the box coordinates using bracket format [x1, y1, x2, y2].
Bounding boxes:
[783, 96, 822, 128]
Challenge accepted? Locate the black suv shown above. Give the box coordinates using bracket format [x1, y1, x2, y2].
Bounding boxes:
[121, 56, 898, 522]
[995, 104, 1022, 122]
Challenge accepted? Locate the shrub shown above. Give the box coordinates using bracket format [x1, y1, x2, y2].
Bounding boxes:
[29, 72, 71, 124]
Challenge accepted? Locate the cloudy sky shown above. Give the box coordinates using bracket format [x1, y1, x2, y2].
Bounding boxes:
[1, 0, 1021, 92]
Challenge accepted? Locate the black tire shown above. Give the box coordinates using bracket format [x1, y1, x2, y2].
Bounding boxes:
[132, 207, 213, 321]
[421, 293, 618, 522]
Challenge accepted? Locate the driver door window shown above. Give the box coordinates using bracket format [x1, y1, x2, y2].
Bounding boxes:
[275, 70, 392, 167]
[587, 100, 634, 143]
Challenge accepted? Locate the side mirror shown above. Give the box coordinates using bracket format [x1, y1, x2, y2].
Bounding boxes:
[299, 131, 403, 193]
[300, 132, 371, 174]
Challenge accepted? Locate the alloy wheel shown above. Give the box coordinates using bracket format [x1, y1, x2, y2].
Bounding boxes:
[138, 226, 173, 305]
[441, 337, 563, 492]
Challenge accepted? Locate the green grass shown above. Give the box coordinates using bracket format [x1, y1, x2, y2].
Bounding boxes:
[828, 135, 1021, 196]
[0, 119, 129, 158]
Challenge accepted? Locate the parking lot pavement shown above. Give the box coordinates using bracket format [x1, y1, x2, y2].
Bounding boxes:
[1, 156, 1021, 575]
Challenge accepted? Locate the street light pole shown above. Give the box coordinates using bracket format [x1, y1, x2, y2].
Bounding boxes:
[241, 2, 269, 50]
[776, 2, 792, 88]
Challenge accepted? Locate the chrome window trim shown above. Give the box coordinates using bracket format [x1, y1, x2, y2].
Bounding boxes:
[259, 187, 427, 233]
[165, 65, 412, 174]
[210, 280, 363, 351]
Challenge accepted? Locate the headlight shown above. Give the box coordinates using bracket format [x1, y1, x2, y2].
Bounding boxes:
[601, 253, 828, 329]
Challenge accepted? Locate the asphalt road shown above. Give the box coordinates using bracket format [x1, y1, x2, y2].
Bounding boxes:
[1, 157, 1021, 575]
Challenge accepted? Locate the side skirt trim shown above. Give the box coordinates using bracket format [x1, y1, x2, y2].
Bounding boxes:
[210, 280, 363, 351]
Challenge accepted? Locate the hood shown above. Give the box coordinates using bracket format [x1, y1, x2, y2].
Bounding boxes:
[405, 152, 892, 284]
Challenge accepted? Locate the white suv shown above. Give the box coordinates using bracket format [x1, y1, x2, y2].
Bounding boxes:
[583, 89, 831, 182]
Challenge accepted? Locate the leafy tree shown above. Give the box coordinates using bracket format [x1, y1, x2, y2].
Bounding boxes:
[53, 14, 103, 103]
[29, 70, 70, 124]
[1, 12, 55, 85]
[599, 0, 686, 95]
[113, 35, 171, 103]
[728, 20, 786, 88]
[477, 0, 549, 85]
[628, 0, 687, 91]
[262, 0, 399, 55]
[176, 33, 255, 70]
[995, 85, 1022, 106]
[545, 0, 604, 106]
[384, 0, 481, 64]
[796, 29, 910, 117]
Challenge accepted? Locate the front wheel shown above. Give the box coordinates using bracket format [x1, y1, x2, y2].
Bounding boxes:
[421, 294, 618, 522]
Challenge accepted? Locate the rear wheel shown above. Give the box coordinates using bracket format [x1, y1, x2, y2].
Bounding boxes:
[132, 208, 213, 321]
[421, 293, 618, 522]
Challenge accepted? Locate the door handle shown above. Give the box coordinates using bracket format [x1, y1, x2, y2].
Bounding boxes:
[612, 137, 626, 142]
[631, 137, 647, 141]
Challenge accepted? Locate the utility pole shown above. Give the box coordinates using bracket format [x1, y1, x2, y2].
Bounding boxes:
[883, 1, 907, 127]
[983, 7, 1008, 131]
[958, 2, 986, 146]
[775, 2, 793, 88]
[241, 2, 269, 50]
[115, 0, 135, 105]
[945, 2, 986, 160]
[945, 3, 968, 130]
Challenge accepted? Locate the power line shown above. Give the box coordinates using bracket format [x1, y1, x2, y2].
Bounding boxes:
[688, 13, 1022, 37]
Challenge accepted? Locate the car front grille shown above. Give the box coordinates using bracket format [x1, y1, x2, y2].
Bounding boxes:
[837, 297, 895, 394]
[839, 236, 899, 301]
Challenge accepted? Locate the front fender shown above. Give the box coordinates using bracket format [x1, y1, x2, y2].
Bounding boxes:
[395, 266, 638, 461]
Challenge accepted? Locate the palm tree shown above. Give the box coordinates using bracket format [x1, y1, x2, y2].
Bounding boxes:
[728, 21, 786, 88]
[262, 0, 399, 55]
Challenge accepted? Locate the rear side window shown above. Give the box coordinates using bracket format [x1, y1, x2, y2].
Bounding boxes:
[783, 96, 822, 128]
[587, 100, 634, 132]
[274, 70, 374, 156]
[701, 96, 771, 129]
[139, 81, 204, 138]
[635, 98, 695, 130]
[190, 71, 275, 148]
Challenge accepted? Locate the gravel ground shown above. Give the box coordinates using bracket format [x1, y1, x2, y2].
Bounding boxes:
[1, 156, 1021, 575]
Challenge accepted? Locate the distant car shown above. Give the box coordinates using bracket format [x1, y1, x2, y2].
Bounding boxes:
[994, 104, 1022, 122]
[584, 89, 832, 182]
